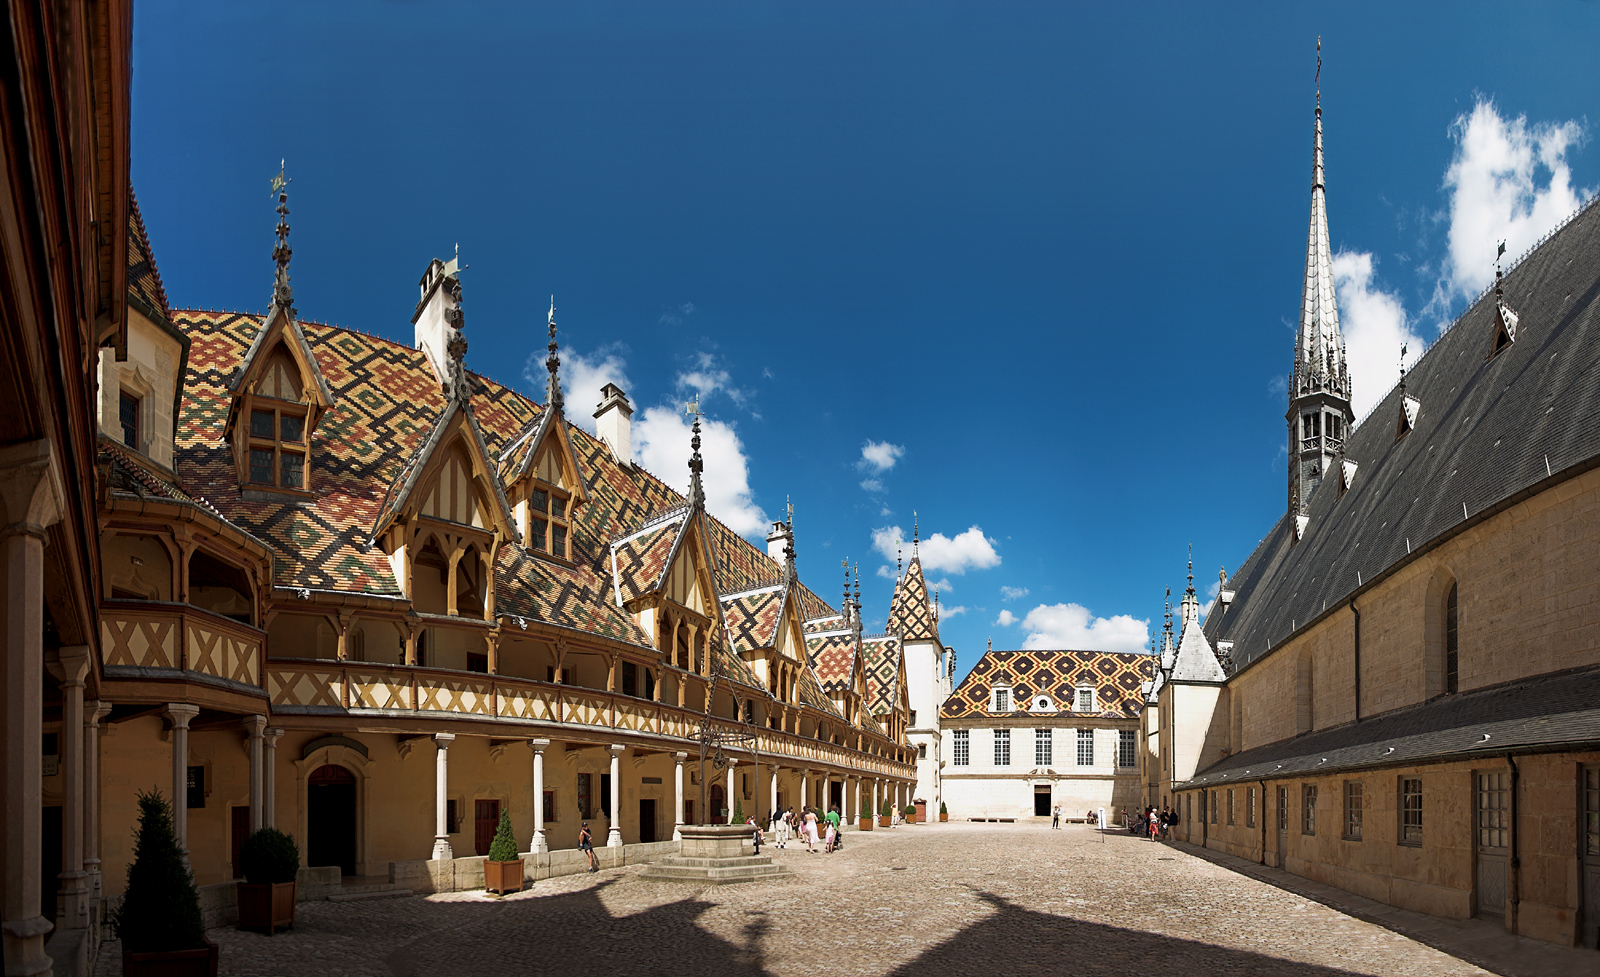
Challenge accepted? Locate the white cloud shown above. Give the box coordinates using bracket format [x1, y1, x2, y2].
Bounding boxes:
[995, 609, 1018, 627]
[539, 344, 632, 435]
[1016, 603, 1149, 654]
[659, 301, 697, 325]
[1332, 251, 1424, 420]
[876, 565, 896, 580]
[1439, 100, 1587, 306]
[870, 524, 1000, 575]
[859, 478, 885, 493]
[940, 605, 968, 619]
[1000, 585, 1029, 602]
[678, 351, 747, 407]
[634, 405, 768, 538]
[858, 441, 905, 474]
[929, 578, 954, 593]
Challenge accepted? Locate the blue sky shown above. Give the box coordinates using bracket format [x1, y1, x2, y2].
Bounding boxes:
[131, 2, 1599, 685]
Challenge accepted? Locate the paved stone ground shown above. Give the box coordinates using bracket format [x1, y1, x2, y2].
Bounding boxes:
[96, 822, 1524, 976]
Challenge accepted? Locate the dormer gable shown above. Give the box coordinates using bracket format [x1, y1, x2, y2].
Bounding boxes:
[225, 305, 334, 495]
[1491, 299, 1519, 357]
[611, 510, 726, 674]
[501, 409, 590, 562]
[1396, 392, 1420, 442]
[1338, 458, 1358, 498]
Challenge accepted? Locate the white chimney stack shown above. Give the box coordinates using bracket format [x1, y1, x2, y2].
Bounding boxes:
[412, 258, 461, 388]
[593, 382, 633, 463]
[766, 520, 793, 562]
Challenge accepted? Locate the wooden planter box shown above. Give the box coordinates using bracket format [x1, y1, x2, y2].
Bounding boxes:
[122, 938, 219, 977]
[485, 858, 524, 895]
[237, 880, 296, 935]
[858, 816, 873, 831]
[940, 812, 949, 822]
[878, 815, 891, 827]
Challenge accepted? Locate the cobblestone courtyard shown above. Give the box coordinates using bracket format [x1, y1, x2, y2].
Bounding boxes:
[100, 823, 1507, 977]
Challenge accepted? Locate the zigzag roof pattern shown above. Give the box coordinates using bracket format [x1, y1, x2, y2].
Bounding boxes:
[805, 630, 857, 694]
[721, 584, 784, 653]
[609, 515, 687, 607]
[888, 556, 939, 642]
[862, 634, 902, 716]
[941, 648, 1153, 721]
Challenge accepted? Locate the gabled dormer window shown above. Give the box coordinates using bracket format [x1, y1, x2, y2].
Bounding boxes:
[1396, 395, 1420, 443]
[991, 686, 1011, 713]
[1490, 303, 1518, 358]
[247, 401, 308, 489]
[527, 483, 571, 561]
[1075, 687, 1097, 712]
[225, 311, 333, 494]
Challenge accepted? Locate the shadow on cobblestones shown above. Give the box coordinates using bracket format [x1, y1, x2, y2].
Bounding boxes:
[891, 892, 1375, 977]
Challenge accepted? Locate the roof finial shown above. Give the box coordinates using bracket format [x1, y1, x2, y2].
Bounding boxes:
[986, 636, 992, 653]
[684, 399, 704, 508]
[545, 296, 564, 412]
[1399, 342, 1409, 393]
[269, 161, 294, 316]
[896, 545, 903, 581]
[852, 560, 860, 607]
[912, 510, 920, 557]
[1315, 35, 1321, 110]
[1186, 542, 1195, 596]
[933, 586, 940, 624]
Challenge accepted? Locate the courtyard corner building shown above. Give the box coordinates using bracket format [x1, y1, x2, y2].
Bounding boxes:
[1144, 80, 1600, 950]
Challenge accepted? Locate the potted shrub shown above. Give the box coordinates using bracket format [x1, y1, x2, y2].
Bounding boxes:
[237, 826, 299, 934]
[484, 809, 523, 896]
[939, 801, 949, 822]
[879, 800, 892, 828]
[858, 800, 873, 831]
[904, 804, 918, 824]
[113, 788, 217, 977]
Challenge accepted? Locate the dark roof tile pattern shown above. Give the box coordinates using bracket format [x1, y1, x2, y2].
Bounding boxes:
[127, 190, 171, 322]
[941, 648, 1154, 720]
[610, 518, 685, 606]
[1186, 666, 1600, 786]
[862, 635, 902, 716]
[805, 630, 857, 694]
[888, 557, 939, 642]
[722, 586, 783, 653]
[1209, 197, 1600, 671]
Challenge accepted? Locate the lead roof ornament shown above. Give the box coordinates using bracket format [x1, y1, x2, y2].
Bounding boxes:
[685, 399, 705, 509]
[545, 296, 564, 412]
[269, 162, 294, 317]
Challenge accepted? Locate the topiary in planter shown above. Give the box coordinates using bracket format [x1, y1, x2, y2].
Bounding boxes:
[880, 800, 892, 817]
[241, 827, 300, 885]
[939, 801, 948, 815]
[487, 809, 518, 863]
[114, 788, 206, 954]
[904, 804, 917, 822]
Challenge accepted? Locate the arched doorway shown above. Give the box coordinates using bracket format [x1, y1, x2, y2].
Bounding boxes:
[307, 764, 356, 875]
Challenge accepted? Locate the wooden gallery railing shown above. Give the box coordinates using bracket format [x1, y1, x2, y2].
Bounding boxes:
[100, 599, 264, 689]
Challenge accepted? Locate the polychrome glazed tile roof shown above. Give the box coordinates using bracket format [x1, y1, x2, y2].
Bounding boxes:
[721, 585, 784, 653]
[127, 190, 170, 322]
[862, 634, 902, 716]
[887, 556, 939, 642]
[941, 648, 1154, 721]
[805, 629, 857, 694]
[610, 516, 687, 606]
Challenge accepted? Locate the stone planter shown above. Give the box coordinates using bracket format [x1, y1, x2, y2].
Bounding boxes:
[122, 939, 219, 977]
[484, 858, 524, 895]
[237, 880, 296, 934]
[858, 816, 873, 831]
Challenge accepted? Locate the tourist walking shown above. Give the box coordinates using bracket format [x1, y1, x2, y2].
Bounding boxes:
[804, 807, 819, 852]
[579, 821, 597, 872]
[1051, 804, 1061, 830]
[1148, 807, 1160, 841]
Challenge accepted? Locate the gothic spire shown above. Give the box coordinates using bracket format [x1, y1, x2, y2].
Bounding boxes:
[912, 510, 920, 558]
[269, 162, 294, 317]
[545, 296, 564, 412]
[685, 400, 705, 509]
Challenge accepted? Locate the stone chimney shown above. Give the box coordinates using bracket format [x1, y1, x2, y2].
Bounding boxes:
[412, 258, 463, 391]
[766, 520, 793, 562]
[593, 382, 633, 462]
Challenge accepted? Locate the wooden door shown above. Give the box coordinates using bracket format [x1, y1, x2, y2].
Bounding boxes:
[1475, 772, 1508, 917]
[1582, 765, 1599, 949]
[1275, 786, 1288, 867]
[474, 799, 500, 857]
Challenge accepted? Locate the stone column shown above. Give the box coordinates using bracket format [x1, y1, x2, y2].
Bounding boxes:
[606, 745, 625, 847]
[242, 715, 267, 833]
[672, 752, 687, 842]
[848, 777, 858, 827]
[529, 739, 549, 853]
[725, 758, 738, 824]
[85, 702, 110, 902]
[432, 733, 455, 860]
[165, 704, 200, 867]
[769, 766, 779, 821]
[263, 728, 283, 830]
[0, 439, 63, 977]
[48, 646, 91, 930]
[799, 768, 809, 811]
[873, 779, 881, 818]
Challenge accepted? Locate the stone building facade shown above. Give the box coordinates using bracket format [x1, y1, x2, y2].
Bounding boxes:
[1144, 88, 1600, 950]
[942, 646, 1146, 821]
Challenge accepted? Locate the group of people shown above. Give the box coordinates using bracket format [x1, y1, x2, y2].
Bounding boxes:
[763, 806, 848, 853]
[1127, 806, 1174, 841]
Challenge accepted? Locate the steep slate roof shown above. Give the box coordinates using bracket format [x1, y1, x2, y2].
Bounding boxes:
[1170, 602, 1226, 683]
[942, 649, 1154, 721]
[1186, 665, 1600, 787]
[887, 556, 939, 641]
[862, 634, 903, 716]
[1208, 195, 1600, 671]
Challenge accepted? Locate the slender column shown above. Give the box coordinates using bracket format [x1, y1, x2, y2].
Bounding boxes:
[263, 728, 283, 829]
[164, 704, 200, 867]
[85, 702, 110, 902]
[769, 766, 779, 820]
[529, 739, 549, 853]
[606, 745, 625, 847]
[672, 752, 687, 841]
[799, 769, 809, 810]
[873, 779, 880, 818]
[849, 777, 859, 826]
[725, 758, 739, 824]
[49, 646, 91, 930]
[242, 715, 267, 832]
[0, 441, 62, 977]
[432, 733, 455, 860]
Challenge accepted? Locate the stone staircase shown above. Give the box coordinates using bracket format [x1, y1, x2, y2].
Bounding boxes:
[328, 881, 413, 903]
[639, 824, 792, 885]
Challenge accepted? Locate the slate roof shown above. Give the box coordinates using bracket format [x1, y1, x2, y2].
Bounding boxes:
[942, 648, 1154, 721]
[1208, 195, 1600, 671]
[1185, 665, 1600, 786]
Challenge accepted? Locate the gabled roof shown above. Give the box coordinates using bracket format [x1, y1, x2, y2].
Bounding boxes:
[805, 629, 858, 695]
[498, 397, 590, 509]
[941, 648, 1153, 720]
[369, 394, 519, 544]
[609, 510, 689, 606]
[1169, 599, 1226, 684]
[225, 301, 335, 436]
[127, 189, 171, 323]
[721, 584, 784, 653]
[1207, 194, 1600, 672]
[887, 555, 939, 642]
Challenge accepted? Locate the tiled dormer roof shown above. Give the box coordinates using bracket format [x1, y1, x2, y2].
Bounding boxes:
[805, 629, 857, 695]
[1207, 194, 1600, 672]
[941, 648, 1153, 721]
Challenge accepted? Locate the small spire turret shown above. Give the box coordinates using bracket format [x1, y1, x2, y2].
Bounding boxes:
[912, 511, 920, 558]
